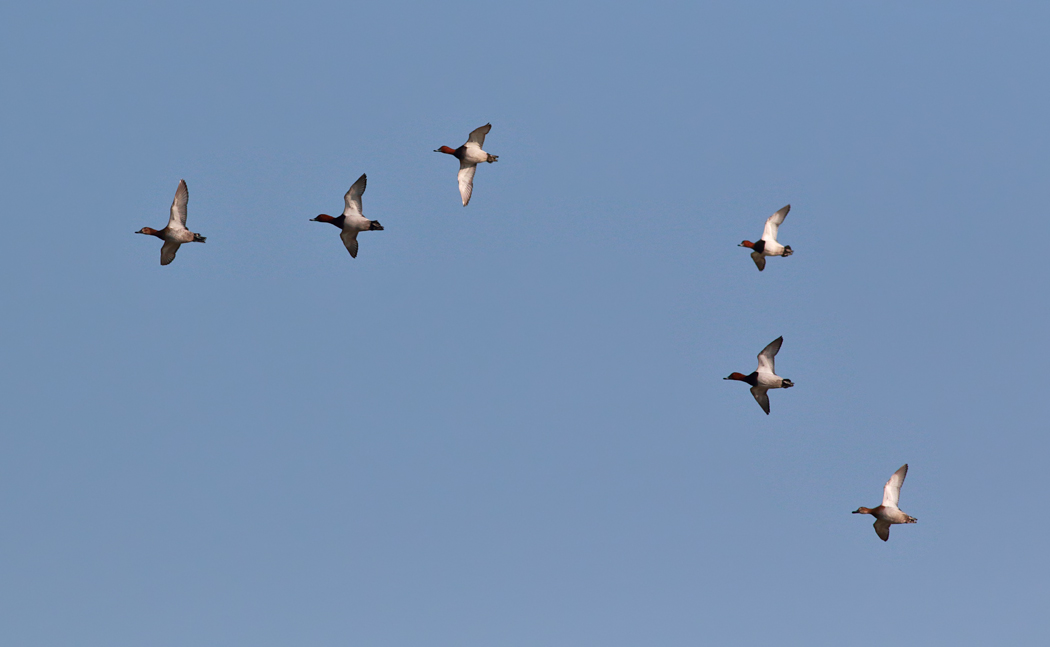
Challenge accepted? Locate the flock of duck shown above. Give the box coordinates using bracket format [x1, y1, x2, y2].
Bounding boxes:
[134, 123, 917, 543]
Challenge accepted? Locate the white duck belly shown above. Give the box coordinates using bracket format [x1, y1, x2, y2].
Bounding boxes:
[878, 507, 915, 524]
[756, 371, 786, 389]
[342, 214, 372, 233]
[461, 147, 491, 164]
[164, 228, 195, 244]
[762, 240, 787, 256]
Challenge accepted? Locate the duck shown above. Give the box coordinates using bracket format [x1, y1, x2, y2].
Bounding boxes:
[135, 179, 206, 265]
[310, 173, 384, 258]
[739, 204, 793, 271]
[723, 336, 794, 415]
[853, 464, 918, 541]
[434, 123, 499, 206]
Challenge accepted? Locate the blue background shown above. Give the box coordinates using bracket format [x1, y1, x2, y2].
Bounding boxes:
[2, 2, 1048, 644]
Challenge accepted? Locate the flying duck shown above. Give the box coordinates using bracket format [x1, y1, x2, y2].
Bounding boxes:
[724, 336, 794, 414]
[310, 173, 384, 258]
[434, 123, 499, 206]
[135, 179, 206, 265]
[853, 464, 918, 541]
[739, 205, 793, 271]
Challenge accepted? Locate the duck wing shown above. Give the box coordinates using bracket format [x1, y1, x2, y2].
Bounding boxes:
[343, 173, 366, 218]
[340, 229, 360, 258]
[750, 386, 771, 415]
[466, 123, 491, 148]
[160, 240, 181, 265]
[873, 519, 891, 541]
[167, 179, 189, 230]
[751, 251, 766, 271]
[756, 336, 783, 374]
[761, 204, 790, 243]
[458, 162, 477, 206]
[882, 464, 908, 508]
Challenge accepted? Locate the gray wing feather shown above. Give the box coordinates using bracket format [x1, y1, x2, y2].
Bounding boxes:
[756, 336, 783, 374]
[466, 123, 491, 148]
[160, 241, 180, 265]
[873, 519, 891, 541]
[343, 173, 367, 218]
[341, 229, 360, 258]
[750, 386, 771, 415]
[458, 163, 477, 206]
[882, 464, 908, 508]
[762, 204, 789, 242]
[168, 179, 188, 230]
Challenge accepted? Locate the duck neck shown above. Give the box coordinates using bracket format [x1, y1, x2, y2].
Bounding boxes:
[436, 146, 463, 159]
[314, 215, 345, 228]
[726, 372, 759, 386]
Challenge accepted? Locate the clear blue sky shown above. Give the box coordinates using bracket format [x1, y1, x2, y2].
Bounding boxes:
[2, 1, 1048, 644]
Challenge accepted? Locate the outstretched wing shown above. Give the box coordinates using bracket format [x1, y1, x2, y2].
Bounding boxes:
[750, 386, 771, 415]
[160, 240, 181, 265]
[466, 123, 491, 148]
[882, 464, 908, 508]
[762, 204, 790, 243]
[167, 179, 189, 230]
[343, 173, 367, 218]
[340, 229, 360, 258]
[751, 251, 766, 271]
[458, 162, 477, 206]
[873, 519, 891, 541]
[756, 336, 783, 374]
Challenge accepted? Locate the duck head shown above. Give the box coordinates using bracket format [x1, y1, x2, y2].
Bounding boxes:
[434, 146, 457, 155]
[738, 240, 755, 248]
[723, 372, 749, 381]
[135, 227, 157, 235]
[852, 507, 874, 515]
[311, 214, 346, 228]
